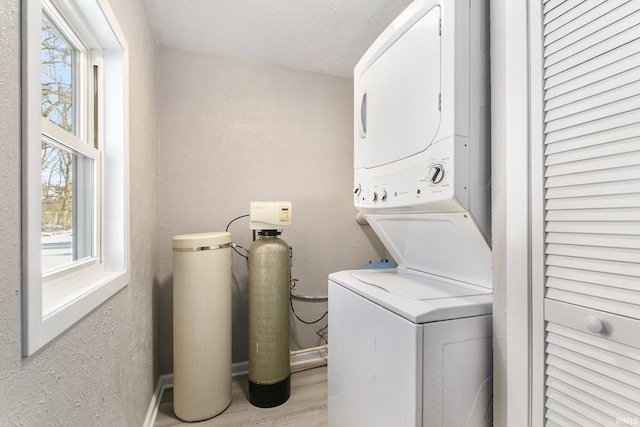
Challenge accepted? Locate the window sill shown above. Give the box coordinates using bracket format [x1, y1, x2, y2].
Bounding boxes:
[43, 265, 128, 318]
[26, 270, 130, 355]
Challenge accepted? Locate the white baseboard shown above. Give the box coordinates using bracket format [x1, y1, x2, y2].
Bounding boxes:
[143, 373, 173, 427]
[143, 349, 328, 427]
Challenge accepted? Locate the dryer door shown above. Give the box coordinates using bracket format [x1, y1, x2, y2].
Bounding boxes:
[356, 5, 441, 169]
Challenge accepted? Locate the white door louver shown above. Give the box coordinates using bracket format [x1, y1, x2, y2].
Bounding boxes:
[540, 0, 640, 424]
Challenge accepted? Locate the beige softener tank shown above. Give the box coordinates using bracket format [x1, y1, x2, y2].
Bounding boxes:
[172, 232, 232, 422]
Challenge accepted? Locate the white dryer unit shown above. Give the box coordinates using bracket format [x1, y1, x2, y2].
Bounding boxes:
[328, 0, 491, 425]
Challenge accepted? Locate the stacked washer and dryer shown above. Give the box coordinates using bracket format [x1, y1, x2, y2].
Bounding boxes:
[328, 0, 492, 426]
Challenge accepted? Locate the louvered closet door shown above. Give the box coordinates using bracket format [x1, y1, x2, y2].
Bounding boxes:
[541, 0, 640, 425]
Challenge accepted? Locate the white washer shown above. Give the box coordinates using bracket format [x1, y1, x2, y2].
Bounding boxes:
[328, 270, 493, 427]
[328, 0, 492, 425]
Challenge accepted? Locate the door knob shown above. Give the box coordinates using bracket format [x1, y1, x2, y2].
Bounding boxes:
[584, 316, 604, 334]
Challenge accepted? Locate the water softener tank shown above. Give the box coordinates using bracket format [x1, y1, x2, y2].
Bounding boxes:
[248, 230, 291, 407]
[172, 232, 232, 422]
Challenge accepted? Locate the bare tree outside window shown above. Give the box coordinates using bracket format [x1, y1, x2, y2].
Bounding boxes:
[41, 14, 75, 270]
[41, 15, 74, 132]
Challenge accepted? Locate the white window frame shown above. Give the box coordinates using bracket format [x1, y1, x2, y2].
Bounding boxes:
[22, 0, 129, 356]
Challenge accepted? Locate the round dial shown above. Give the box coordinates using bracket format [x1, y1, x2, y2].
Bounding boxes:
[381, 190, 388, 202]
[372, 192, 378, 202]
[354, 184, 362, 196]
[428, 164, 445, 184]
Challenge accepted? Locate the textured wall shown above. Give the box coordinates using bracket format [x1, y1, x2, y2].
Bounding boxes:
[0, 0, 159, 425]
[157, 47, 387, 374]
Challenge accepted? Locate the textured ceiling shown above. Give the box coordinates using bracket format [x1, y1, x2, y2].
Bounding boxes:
[143, 0, 414, 77]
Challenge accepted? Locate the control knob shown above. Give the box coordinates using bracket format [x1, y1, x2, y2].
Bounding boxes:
[354, 184, 362, 196]
[428, 164, 445, 184]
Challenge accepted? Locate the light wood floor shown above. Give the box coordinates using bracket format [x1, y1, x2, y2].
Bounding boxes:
[155, 366, 327, 427]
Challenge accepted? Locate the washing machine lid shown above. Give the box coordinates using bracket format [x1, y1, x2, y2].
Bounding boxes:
[329, 269, 492, 323]
[365, 212, 493, 289]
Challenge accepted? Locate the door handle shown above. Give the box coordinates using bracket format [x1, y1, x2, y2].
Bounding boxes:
[358, 92, 367, 138]
[584, 316, 604, 334]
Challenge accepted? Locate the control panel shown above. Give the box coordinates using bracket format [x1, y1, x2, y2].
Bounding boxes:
[250, 201, 292, 230]
[354, 136, 469, 214]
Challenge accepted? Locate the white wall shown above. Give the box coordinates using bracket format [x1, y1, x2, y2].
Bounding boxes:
[0, 0, 159, 424]
[157, 47, 387, 373]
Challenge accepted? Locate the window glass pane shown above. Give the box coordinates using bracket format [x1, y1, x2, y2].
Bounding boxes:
[41, 139, 94, 272]
[41, 14, 75, 134]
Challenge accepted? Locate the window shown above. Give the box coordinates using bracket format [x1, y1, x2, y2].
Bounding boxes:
[22, 0, 129, 356]
[40, 4, 98, 274]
